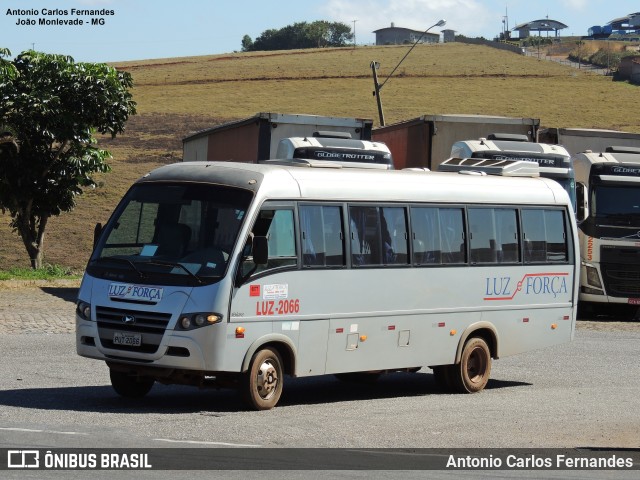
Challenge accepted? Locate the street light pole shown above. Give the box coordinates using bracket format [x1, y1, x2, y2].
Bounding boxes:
[371, 19, 446, 126]
[370, 61, 384, 127]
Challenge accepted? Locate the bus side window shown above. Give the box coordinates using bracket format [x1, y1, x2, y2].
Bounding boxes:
[300, 205, 345, 267]
[468, 208, 519, 264]
[410, 207, 441, 265]
[243, 208, 297, 277]
[439, 208, 466, 264]
[349, 206, 381, 266]
[348, 205, 408, 267]
[494, 208, 519, 263]
[380, 207, 408, 265]
[543, 210, 569, 262]
[468, 208, 497, 264]
[522, 209, 547, 263]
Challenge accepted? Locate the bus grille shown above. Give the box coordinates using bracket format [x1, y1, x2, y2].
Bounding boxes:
[601, 264, 640, 297]
[96, 306, 171, 354]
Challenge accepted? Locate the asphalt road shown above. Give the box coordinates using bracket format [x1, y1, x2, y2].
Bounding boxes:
[0, 283, 638, 479]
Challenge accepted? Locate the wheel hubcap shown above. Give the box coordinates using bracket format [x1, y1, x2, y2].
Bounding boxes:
[256, 360, 278, 399]
[467, 348, 486, 383]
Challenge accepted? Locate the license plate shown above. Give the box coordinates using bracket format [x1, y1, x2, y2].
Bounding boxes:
[629, 299, 640, 306]
[113, 332, 142, 347]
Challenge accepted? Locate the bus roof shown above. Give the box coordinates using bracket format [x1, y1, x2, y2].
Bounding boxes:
[139, 161, 570, 206]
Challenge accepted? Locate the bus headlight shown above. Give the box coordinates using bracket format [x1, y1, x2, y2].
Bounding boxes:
[585, 266, 602, 288]
[176, 313, 223, 330]
[76, 301, 92, 321]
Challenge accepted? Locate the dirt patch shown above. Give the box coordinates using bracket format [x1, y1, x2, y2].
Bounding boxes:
[96, 113, 230, 157]
[577, 320, 640, 333]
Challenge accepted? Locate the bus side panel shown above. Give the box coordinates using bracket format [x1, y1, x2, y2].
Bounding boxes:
[296, 320, 330, 376]
[230, 266, 575, 375]
[324, 312, 477, 374]
[479, 307, 573, 358]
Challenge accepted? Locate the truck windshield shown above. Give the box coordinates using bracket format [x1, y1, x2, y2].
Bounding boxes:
[592, 185, 640, 225]
[88, 182, 253, 285]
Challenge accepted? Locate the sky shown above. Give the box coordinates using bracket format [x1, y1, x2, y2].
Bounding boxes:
[1, 0, 638, 63]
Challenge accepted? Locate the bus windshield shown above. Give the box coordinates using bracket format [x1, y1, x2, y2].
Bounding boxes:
[88, 182, 253, 285]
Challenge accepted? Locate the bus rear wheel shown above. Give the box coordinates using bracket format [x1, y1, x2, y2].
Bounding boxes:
[451, 337, 492, 393]
[242, 347, 284, 410]
[109, 369, 154, 398]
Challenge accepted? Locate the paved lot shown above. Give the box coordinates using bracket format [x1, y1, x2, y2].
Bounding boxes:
[0, 280, 80, 334]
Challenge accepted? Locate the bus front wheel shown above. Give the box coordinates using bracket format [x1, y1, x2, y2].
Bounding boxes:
[451, 337, 492, 393]
[242, 347, 284, 410]
[109, 369, 154, 398]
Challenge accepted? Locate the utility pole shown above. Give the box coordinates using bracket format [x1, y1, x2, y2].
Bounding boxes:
[370, 19, 446, 126]
[352, 20, 358, 47]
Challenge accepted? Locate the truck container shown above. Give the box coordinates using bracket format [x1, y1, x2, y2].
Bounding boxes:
[371, 114, 539, 170]
[182, 112, 374, 162]
[538, 128, 640, 156]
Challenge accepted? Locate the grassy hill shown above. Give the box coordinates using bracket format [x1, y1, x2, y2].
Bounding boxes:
[1, 42, 639, 271]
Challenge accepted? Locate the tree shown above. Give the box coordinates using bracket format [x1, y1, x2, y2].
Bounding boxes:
[0, 49, 137, 269]
[572, 40, 589, 69]
[244, 21, 353, 51]
[241, 35, 253, 52]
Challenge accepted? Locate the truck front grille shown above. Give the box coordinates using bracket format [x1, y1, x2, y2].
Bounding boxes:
[601, 264, 640, 297]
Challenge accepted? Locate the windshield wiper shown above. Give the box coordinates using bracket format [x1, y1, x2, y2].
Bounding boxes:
[144, 259, 203, 284]
[93, 257, 146, 279]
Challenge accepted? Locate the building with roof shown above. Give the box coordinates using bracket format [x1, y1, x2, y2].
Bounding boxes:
[442, 29, 456, 43]
[373, 23, 440, 45]
[618, 55, 640, 84]
[607, 12, 640, 30]
[512, 18, 568, 39]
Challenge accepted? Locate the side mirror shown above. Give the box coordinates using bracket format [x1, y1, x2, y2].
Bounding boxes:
[252, 236, 269, 266]
[575, 183, 589, 222]
[93, 223, 103, 249]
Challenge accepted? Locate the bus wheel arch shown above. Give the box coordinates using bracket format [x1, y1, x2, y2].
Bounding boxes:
[241, 335, 297, 376]
[454, 322, 499, 363]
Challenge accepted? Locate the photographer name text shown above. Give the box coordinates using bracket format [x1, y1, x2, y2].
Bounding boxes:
[6, 8, 115, 26]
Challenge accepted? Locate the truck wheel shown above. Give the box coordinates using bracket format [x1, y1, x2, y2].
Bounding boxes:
[242, 348, 283, 410]
[109, 369, 154, 398]
[451, 337, 492, 393]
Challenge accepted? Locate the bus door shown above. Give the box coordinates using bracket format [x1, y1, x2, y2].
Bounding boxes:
[231, 202, 331, 377]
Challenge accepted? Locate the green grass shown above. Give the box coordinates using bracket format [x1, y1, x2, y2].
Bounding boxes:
[0, 264, 82, 281]
[1, 41, 639, 272]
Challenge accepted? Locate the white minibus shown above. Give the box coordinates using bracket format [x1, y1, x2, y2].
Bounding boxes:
[77, 161, 579, 409]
